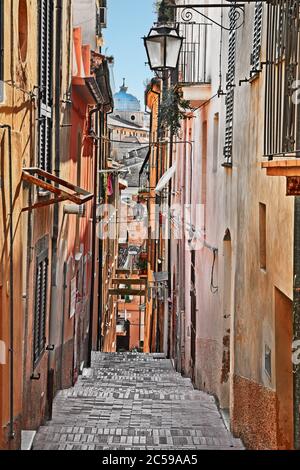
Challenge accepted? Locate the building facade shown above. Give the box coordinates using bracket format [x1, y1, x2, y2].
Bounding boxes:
[143, 0, 300, 450]
[0, 0, 113, 450]
[170, 0, 295, 450]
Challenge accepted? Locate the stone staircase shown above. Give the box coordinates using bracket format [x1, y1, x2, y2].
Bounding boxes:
[33, 352, 244, 450]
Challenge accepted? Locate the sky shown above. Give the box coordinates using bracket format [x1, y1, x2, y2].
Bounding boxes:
[104, 0, 156, 107]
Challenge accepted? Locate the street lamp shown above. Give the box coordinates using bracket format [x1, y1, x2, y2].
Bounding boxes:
[143, 24, 183, 75]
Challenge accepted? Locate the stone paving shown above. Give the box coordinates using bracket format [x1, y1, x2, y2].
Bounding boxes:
[33, 352, 244, 450]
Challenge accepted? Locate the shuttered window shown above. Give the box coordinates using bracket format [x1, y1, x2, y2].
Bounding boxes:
[223, 7, 237, 165]
[0, 0, 4, 102]
[38, 0, 54, 172]
[33, 247, 49, 366]
[251, 2, 263, 74]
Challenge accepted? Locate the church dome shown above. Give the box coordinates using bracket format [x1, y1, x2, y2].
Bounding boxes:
[114, 79, 141, 112]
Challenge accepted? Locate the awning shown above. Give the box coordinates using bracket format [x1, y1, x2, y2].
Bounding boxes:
[118, 178, 128, 190]
[155, 162, 177, 194]
[22, 168, 93, 212]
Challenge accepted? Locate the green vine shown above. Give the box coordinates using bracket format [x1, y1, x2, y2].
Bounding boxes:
[154, 0, 175, 23]
[159, 87, 191, 136]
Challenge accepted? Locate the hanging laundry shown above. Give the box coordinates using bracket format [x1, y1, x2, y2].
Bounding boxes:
[107, 174, 114, 196]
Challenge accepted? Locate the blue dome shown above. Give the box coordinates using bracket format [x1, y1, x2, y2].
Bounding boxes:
[114, 81, 141, 112]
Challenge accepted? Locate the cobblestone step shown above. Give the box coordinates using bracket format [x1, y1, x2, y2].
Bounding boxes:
[33, 352, 244, 450]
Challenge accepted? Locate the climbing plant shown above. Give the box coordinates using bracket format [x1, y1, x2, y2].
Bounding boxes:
[154, 0, 175, 23]
[159, 87, 191, 136]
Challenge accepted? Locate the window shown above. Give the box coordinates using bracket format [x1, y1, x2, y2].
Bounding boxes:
[0, 0, 4, 102]
[259, 203, 266, 270]
[33, 242, 49, 366]
[38, 0, 54, 173]
[96, 1, 107, 33]
[223, 7, 237, 166]
[250, 2, 263, 76]
[264, 1, 299, 158]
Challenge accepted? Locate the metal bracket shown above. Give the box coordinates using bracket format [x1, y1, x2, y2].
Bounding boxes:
[167, 2, 245, 31]
[30, 373, 41, 381]
[239, 77, 249, 86]
[46, 345, 55, 351]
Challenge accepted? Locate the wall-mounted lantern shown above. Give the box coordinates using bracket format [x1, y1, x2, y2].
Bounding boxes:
[143, 24, 183, 75]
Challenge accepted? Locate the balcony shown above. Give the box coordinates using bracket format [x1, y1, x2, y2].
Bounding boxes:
[177, 22, 211, 106]
[262, 1, 300, 193]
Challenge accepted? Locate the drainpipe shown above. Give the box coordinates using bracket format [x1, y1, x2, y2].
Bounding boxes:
[97, 114, 104, 351]
[87, 104, 101, 367]
[293, 196, 300, 449]
[47, 0, 62, 419]
[167, 133, 174, 358]
[0, 124, 14, 440]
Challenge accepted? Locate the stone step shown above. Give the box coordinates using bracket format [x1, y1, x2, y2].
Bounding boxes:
[33, 353, 244, 450]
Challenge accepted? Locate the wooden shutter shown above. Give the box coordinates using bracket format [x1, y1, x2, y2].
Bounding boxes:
[38, 0, 53, 173]
[251, 2, 263, 74]
[33, 249, 49, 365]
[223, 7, 237, 164]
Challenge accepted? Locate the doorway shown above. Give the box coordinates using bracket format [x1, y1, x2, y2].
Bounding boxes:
[190, 250, 196, 382]
[275, 287, 293, 449]
[220, 229, 232, 411]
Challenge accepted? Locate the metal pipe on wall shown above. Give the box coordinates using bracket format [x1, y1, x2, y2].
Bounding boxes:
[293, 197, 300, 449]
[0, 124, 15, 440]
[48, 0, 63, 420]
[87, 104, 101, 367]
[97, 115, 105, 351]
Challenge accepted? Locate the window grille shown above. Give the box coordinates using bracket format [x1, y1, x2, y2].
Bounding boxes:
[264, 0, 300, 158]
[33, 244, 49, 366]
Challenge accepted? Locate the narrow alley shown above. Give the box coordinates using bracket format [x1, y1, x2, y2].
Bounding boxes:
[2, 0, 300, 454]
[33, 353, 243, 451]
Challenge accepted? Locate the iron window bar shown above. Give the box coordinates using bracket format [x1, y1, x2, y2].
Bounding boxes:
[264, 0, 300, 159]
[22, 167, 94, 211]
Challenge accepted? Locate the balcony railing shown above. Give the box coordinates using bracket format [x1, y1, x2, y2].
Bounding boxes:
[264, 0, 300, 159]
[178, 22, 211, 85]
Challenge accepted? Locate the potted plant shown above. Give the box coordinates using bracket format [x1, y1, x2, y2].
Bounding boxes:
[137, 258, 147, 275]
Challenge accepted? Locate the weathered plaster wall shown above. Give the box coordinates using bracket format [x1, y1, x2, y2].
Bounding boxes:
[172, 0, 295, 449]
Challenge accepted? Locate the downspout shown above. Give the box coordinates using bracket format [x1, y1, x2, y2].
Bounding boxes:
[97, 113, 104, 351]
[149, 82, 161, 352]
[293, 196, 300, 449]
[87, 104, 101, 367]
[167, 133, 174, 358]
[48, 0, 62, 418]
[0, 124, 14, 440]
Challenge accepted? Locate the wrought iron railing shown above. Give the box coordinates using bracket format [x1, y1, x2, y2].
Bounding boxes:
[178, 22, 211, 85]
[264, 0, 300, 159]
